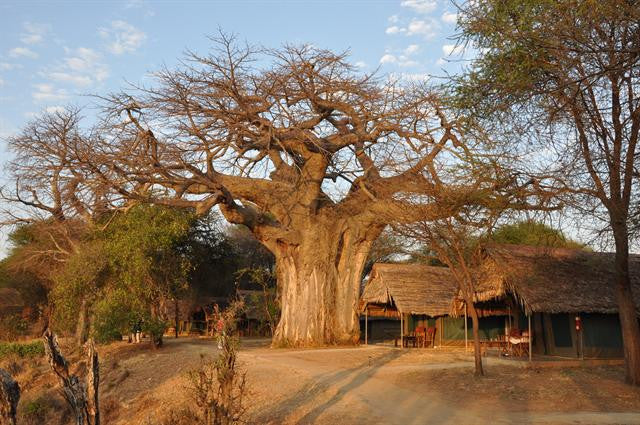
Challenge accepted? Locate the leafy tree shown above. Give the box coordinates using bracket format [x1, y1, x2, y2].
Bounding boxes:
[454, 0, 640, 384]
[491, 221, 585, 249]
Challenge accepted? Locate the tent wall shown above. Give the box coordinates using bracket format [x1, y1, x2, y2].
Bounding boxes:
[539, 312, 624, 358]
[442, 316, 506, 341]
[360, 317, 401, 342]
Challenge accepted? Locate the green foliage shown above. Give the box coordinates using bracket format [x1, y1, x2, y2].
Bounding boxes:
[102, 205, 194, 302]
[491, 221, 585, 249]
[91, 289, 143, 343]
[0, 340, 44, 359]
[50, 241, 108, 333]
[143, 316, 168, 348]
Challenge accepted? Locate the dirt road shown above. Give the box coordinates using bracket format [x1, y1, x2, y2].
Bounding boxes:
[89, 337, 640, 424]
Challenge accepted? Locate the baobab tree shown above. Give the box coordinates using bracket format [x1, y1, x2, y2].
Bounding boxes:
[81, 35, 503, 346]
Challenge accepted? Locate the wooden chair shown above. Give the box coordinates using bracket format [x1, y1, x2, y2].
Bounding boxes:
[425, 327, 436, 348]
[415, 326, 427, 347]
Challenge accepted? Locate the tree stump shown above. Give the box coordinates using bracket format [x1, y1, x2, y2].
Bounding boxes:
[0, 368, 20, 425]
[43, 329, 100, 425]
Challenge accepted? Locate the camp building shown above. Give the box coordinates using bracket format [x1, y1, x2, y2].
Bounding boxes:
[360, 245, 640, 359]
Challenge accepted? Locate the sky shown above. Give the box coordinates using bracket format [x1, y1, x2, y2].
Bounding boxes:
[0, 0, 466, 254]
[0, 0, 464, 141]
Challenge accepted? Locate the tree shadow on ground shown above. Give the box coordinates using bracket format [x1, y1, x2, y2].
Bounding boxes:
[254, 348, 406, 424]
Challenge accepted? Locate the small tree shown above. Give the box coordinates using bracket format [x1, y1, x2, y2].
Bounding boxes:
[186, 301, 246, 425]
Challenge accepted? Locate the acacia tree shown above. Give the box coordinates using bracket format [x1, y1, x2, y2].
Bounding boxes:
[395, 155, 557, 375]
[84, 35, 493, 346]
[454, 0, 640, 384]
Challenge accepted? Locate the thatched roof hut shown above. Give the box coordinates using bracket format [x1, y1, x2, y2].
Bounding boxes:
[361, 263, 457, 316]
[474, 245, 640, 315]
[0, 288, 24, 316]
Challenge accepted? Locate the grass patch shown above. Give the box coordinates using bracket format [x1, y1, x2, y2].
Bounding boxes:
[0, 340, 45, 359]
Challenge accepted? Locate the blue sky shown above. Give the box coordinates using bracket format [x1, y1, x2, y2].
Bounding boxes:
[0, 0, 465, 253]
[0, 0, 463, 142]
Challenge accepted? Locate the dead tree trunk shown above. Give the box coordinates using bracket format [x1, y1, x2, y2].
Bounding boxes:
[270, 219, 382, 346]
[43, 329, 100, 425]
[86, 340, 99, 425]
[75, 298, 90, 347]
[0, 368, 20, 425]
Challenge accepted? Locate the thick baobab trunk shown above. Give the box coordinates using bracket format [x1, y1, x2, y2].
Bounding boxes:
[612, 223, 640, 386]
[272, 221, 381, 346]
[466, 299, 484, 376]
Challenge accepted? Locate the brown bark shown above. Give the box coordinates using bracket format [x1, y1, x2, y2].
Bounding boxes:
[466, 299, 484, 376]
[75, 298, 90, 347]
[271, 219, 382, 346]
[0, 368, 20, 425]
[43, 329, 100, 425]
[612, 222, 640, 385]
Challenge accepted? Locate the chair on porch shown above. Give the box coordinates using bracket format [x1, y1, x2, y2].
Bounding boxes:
[424, 326, 436, 348]
[415, 326, 427, 347]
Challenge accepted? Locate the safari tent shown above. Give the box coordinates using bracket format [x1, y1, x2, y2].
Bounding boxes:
[360, 263, 509, 345]
[474, 245, 640, 358]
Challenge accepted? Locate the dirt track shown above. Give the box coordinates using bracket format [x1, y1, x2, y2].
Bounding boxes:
[13, 337, 640, 424]
[90, 337, 640, 425]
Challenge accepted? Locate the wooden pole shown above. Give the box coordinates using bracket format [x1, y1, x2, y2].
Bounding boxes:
[528, 314, 532, 362]
[400, 312, 404, 348]
[365, 306, 368, 345]
[464, 304, 468, 352]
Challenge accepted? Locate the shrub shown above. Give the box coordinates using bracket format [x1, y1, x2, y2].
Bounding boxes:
[0, 341, 44, 359]
[144, 317, 167, 348]
[91, 289, 140, 344]
[20, 397, 47, 425]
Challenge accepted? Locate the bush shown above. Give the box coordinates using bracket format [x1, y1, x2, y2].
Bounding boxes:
[19, 397, 50, 425]
[92, 289, 140, 343]
[144, 317, 167, 348]
[0, 341, 44, 359]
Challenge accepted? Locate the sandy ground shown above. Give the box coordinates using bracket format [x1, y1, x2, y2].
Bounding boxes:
[12, 337, 640, 424]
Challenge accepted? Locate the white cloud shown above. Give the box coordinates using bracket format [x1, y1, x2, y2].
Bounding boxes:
[442, 44, 464, 56]
[401, 0, 437, 14]
[32, 83, 69, 102]
[398, 58, 419, 67]
[441, 11, 458, 24]
[0, 77, 4, 87]
[388, 14, 400, 23]
[20, 22, 50, 45]
[404, 44, 420, 55]
[435, 58, 447, 66]
[45, 106, 66, 114]
[99, 20, 147, 55]
[44, 47, 109, 87]
[8, 47, 38, 59]
[380, 54, 397, 64]
[406, 19, 437, 38]
[354, 61, 367, 68]
[0, 62, 22, 70]
[48, 72, 93, 86]
[385, 26, 405, 35]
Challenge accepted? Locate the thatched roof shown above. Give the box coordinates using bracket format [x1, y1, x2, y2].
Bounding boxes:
[361, 263, 457, 316]
[475, 245, 640, 315]
[0, 288, 24, 314]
